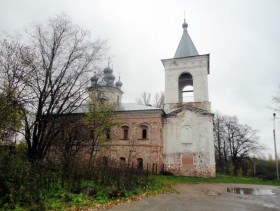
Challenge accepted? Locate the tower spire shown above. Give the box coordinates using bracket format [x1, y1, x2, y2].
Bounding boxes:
[174, 18, 198, 58]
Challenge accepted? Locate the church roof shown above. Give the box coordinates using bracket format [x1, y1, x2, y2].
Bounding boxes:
[117, 103, 161, 111]
[165, 107, 182, 115]
[183, 105, 213, 116]
[174, 19, 198, 58]
[70, 103, 161, 114]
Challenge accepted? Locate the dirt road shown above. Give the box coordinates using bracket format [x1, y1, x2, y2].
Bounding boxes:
[106, 183, 280, 211]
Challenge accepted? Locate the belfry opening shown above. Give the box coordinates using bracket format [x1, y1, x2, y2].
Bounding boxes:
[178, 72, 194, 103]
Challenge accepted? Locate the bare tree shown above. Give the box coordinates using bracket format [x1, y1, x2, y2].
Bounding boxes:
[213, 112, 263, 174]
[0, 14, 106, 160]
[272, 86, 280, 113]
[153, 92, 164, 108]
[136, 91, 164, 108]
[213, 112, 227, 170]
[136, 91, 151, 106]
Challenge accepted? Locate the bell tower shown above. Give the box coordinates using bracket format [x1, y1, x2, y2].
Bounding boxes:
[162, 19, 211, 112]
[162, 19, 215, 177]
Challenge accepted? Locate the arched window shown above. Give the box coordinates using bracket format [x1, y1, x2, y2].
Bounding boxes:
[178, 73, 194, 103]
[137, 158, 143, 170]
[122, 126, 129, 140]
[140, 125, 148, 139]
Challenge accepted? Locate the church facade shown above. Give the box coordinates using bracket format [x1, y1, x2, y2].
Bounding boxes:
[85, 20, 215, 177]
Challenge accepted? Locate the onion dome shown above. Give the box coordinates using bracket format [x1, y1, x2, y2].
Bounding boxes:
[103, 66, 113, 74]
[103, 62, 116, 86]
[90, 73, 98, 86]
[108, 73, 115, 81]
[115, 77, 123, 89]
[91, 74, 98, 82]
[107, 74, 115, 86]
[182, 19, 188, 31]
[103, 62, 113, 74]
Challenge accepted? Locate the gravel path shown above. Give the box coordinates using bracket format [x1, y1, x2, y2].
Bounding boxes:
[106, 183, 280, 211]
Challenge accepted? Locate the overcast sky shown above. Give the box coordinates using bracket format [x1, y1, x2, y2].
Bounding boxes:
[1, 0, 280, 157]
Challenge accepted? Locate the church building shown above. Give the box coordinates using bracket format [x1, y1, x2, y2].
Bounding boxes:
[86, 19, 215, 177]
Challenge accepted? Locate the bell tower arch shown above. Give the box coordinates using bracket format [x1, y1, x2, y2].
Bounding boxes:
[178, 72, 193, 103]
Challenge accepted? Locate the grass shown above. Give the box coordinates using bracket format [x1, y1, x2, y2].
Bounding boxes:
[154, 173, 280, 188]
[70, 174, 280, 210]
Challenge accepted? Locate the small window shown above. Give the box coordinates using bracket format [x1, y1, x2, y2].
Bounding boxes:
[119, 157, 126, 164]
[140, 125, 148, 139]
[137, 158, 143, 170]
[106, 128, 110, 140]
[142, 129, 147, 139]
[122, 126, 129, 140]
[73, 129, 79, 140]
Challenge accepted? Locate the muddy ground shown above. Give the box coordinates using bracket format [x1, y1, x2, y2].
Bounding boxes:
[106, 183, 280, 211]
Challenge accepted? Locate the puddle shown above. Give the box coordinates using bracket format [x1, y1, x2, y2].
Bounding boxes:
[226, 187, 276, 196]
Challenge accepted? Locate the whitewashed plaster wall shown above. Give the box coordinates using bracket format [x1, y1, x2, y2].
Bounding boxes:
[163, 109, 215, 177]
[163, 110, 215, 162]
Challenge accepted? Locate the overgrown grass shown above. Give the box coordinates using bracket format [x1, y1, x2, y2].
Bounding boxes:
[3, 170, 280, 210]
[41, 176, 168, 210]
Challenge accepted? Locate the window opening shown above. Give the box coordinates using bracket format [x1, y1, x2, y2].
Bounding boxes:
[73, 129, 79, 140]
[124, 129, 128, 139]
[119, 157, 126, 166]
[137, 158, 143, 170]
[182, 85, 194, 102]
[140, 125, 148, 140]
[106, 128, 110, 140]
[178, 73, 193, 103]
[122, 126, 129, 140]
[142, 129, 147, 139]
[101, 156, 108, 166]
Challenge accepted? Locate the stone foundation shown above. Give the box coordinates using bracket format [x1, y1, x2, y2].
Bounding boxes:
[164, 152, 216, 177]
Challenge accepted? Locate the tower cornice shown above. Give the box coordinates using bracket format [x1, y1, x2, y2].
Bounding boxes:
[161, 54, 210, 74]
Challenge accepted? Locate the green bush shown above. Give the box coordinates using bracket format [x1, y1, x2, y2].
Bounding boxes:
[0, 144, 64, 209]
